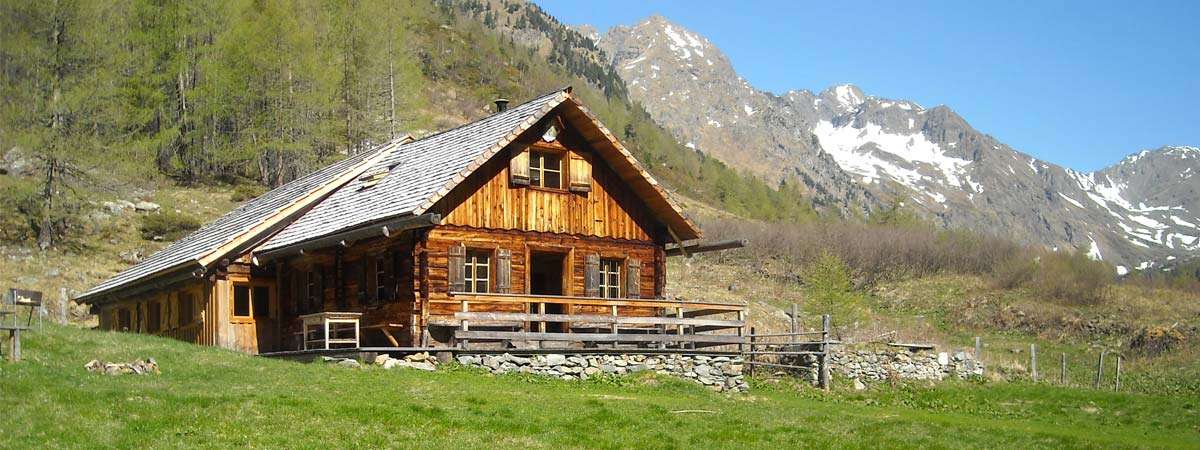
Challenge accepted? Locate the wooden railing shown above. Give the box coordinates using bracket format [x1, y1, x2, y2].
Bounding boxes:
[436, 293, 747, 350]
[157, 323, 201, 344]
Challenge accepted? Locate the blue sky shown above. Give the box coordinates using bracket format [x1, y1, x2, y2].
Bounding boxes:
[535, 1, 1200, 172]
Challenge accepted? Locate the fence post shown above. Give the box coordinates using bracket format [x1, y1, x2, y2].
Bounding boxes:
[748, 327, 756, 377]
[1094, 350, 1105, 389]
[1030, 344, 1038, 382]
[819, 314, 831, 391]
[974, 336, 982, 361]
[1114, 355, 1122, 391]
[789, 303, 798, 346]
[1060, 353, 1067, 385]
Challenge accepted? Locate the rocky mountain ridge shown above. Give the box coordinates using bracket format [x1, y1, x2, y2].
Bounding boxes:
[592, 15, 1197, 268]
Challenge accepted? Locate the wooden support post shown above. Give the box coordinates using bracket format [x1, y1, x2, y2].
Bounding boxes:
[610, 305, 619, 334]
[1114, 355, 1122, 391]
[8, 329, 20, 362]
[676, 307, 684, 348]
[538, 303, 546, 333]
[737, 310, 746, 353]
[974, 336, 982, 361]
[460, 300, 470, 349]
[819, 314, 831, 391]
[1060, 353, 1067, 385]
[1030, 343, 1038, 382]
[1095, 350, 1105, 389]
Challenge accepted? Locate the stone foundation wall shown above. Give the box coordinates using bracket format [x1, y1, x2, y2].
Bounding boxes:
[455, 353, 748, 392]
[783, 346, 984, 385]
[829, 348, 983, 382]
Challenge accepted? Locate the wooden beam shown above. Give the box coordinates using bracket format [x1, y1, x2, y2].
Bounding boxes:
[453, 311, 743, 328]
[255, 213, 440, 262]
[665, 239, 746, 257]
[454, 330, 745, 344]
[436, 293, 745, 311]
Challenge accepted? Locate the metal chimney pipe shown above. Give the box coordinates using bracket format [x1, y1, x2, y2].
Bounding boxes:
[493, 98, 509, 112]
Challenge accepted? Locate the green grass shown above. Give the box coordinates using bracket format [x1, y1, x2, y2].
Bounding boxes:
[1, 325, 1198, 448]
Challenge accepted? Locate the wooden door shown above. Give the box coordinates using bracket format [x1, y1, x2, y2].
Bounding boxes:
[228, 277, 277, 353]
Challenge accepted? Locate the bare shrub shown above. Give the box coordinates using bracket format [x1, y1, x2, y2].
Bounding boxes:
[702, 217, 1115, 305]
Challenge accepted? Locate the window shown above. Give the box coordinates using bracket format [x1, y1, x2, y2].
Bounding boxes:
[177, 292, 194, 327]
[599, 259, 621, 298]
[529, 151, 562, 189]
[233, 285, 251, 317]
[463, 250, 491, 293]
[117, 308, 132, 331]
[147, 301, 162, 332]
[306, 271, 319, 312]
[253, 286, 270, 317]
[233, 284, 270, 318]
[375, 256, 387, 302]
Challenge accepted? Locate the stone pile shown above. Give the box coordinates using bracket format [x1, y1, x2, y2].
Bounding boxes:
[455, 353, 748, 392]
[84, 358, 160, 375]
[372, 352, 437, 371]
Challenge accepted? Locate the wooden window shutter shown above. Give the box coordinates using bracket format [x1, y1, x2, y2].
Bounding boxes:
[584, 254, 600, 297]
[568, 154, 591, 193]
[625, 259, 641, 299]
[509, 147, 530, 186]
[496, 249, 512, 294]
[448, 245, 466, 293]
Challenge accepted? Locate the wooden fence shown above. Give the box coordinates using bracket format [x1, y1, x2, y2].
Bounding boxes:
[743, 312, 833, 390]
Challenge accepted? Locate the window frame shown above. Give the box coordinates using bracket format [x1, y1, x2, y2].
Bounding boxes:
[462, 249, 492, 294]
[306, 271, 319, 313]
[598, 258, 622, 299]
[375, 255, 388, 302]
[231, 281, 273, 323]
[528, 149, 564, 190]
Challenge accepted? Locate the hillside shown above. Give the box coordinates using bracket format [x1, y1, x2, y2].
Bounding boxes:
[592, 15, 1200, 269]
[3, 324, 1199, 448]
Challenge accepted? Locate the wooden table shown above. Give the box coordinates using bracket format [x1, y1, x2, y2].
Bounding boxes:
[299, 312, 362, 350]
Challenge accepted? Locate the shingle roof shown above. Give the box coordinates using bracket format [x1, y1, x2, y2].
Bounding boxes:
[76, 142, 399, 302]
[81, 87, 701, 302]
[257, 88, 570, 252]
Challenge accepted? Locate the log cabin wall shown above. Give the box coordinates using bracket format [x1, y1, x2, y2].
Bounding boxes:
[419, 112, 673, 336]
[274, 231, 422, 348]
[423, 226, 663, 316]
[95, 278, 212, 346]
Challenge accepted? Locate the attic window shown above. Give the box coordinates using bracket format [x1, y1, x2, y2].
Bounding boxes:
[358, 169, 389, 190]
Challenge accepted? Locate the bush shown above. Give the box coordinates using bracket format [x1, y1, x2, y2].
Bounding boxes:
[139, 211, 201, 241]
[230, 184, 267, 202]
[0, 180, 42, 243]
[802, 251, 867, 323]
[702, 216, 1115, 305]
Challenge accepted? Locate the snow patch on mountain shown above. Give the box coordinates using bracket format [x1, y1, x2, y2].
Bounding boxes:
[813, 120, 971, 190]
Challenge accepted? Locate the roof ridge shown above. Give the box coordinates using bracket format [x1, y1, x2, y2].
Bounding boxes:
[399, 87, 569, 146]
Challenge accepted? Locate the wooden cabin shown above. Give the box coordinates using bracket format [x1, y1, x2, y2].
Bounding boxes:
[77, 88, 745, 354]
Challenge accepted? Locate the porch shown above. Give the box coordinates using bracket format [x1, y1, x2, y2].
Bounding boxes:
[274, 293, 747, 354]
[431, 293, 746, 351]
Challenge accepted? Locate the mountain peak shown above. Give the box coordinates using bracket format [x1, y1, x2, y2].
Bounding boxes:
[819, 84, 867, 109]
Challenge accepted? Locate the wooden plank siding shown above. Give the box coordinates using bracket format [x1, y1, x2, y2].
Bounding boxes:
[96, 278, 211, 346]
[430, 122, 662, 242]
